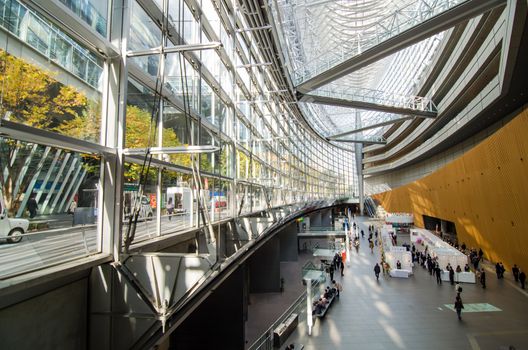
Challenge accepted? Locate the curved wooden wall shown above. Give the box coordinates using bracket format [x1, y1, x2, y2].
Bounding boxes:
[373, 105, 528, 271]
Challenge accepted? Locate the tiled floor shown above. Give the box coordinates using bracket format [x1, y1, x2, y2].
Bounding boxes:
[246, 216, 528, 350]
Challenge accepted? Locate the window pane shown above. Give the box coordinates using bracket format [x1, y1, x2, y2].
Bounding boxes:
[0, 137, 101, 278]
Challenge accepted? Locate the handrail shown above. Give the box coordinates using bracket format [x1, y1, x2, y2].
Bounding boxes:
[247, 279, 320, 350]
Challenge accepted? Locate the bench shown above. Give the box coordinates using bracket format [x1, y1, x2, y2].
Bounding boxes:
[312, 293, 336, 318]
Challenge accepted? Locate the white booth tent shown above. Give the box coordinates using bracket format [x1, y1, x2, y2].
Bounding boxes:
[411, 228, 475, 283]
[385, 213, 414, 225]
[434, 248, 467, 270]
[381, 225, 413, 278]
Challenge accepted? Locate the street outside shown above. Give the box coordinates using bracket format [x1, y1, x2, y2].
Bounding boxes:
[0, 212, 200, 279]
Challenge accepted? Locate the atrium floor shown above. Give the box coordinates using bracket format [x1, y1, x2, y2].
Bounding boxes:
[247, 216, 528, 350]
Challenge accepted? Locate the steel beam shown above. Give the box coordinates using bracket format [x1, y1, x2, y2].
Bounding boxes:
[0, 119, 116, 156]
[330, 137, 387, 145]
[328, 116, 415, 139]
[123, 146, 220, 155]
[299, 94, 437, 118]
[296, 0, 506, 93]
[127, 42, 222, 57]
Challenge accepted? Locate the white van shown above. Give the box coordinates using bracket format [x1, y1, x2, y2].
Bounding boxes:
[123, 193, 154, 221]
[0, 191, 30, 243]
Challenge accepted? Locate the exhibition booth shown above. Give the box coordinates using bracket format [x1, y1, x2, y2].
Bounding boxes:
[385, 213, 414, 226]
[381, 225, 413, 278]
[411, 228, 475, 283]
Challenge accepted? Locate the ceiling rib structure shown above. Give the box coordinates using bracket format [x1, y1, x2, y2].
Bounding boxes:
[294, 0, 507, 93]
[269, 0, 511, 156]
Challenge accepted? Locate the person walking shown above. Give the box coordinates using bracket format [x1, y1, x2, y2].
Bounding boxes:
[512, 264, 520, 282]
[480, 268, 486, 289]
[455, 283, 463, 298]
[67, 200, 77, 215]
[519, 269, 526, 289]
[369, 239, 374, 253]
[27, 194, 38, 219]
[374, 263, 381, 281]
[449, 266, 455, 285]
[454, 296, 464, 320]
[166, 197, 174, 221]
[495, 262, 502, 279]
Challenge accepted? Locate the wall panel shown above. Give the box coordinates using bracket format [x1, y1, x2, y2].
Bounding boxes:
[373, 105, 528, 270]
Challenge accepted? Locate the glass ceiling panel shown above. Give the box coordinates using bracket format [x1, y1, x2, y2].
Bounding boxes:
[272, 0, 448, 140]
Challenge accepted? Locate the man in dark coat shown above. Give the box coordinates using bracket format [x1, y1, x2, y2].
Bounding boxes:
[374, 263, 381, 281]
[519, 269, 526, 289]
[512, 264, 520, 282]
[435, 265, 442, 284]
[480, 268, 486, 289]
[27, 194, 38, 218]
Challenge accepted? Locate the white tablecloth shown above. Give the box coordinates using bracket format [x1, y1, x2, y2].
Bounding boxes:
[390, 269, 412, 278]
[440, 271, 476, 283]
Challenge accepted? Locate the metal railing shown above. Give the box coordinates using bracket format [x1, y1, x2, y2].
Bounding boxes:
[248, 279, 321, 350]
[311, 86, 437, 114]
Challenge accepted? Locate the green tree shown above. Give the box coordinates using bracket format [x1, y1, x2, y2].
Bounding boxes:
[0, 50, 98, 215]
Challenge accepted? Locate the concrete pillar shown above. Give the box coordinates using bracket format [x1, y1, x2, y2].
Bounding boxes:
[310, 212, 322, 227]
[278, 222, 298, 262]
[170, 267, 245, 349]
[247, 237, 281, 292]
[321, 209, 332, 227]
[303, 217, 310, 231]
[355, 111, 364, 215]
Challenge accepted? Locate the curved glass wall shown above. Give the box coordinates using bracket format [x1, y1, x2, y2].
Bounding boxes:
[0, 0, 356, 279]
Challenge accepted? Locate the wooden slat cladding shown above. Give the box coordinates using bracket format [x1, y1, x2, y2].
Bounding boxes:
[373, 105, 528, 270]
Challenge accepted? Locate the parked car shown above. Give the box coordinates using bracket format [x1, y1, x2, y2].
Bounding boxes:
[0, 191, 30, 243]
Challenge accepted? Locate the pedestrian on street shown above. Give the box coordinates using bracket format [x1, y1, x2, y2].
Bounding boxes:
[374, 263, 381, 281]
[27, 194, 38, 218]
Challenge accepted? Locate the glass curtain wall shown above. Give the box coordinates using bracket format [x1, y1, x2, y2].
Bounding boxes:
[0, 0, 356, 279]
